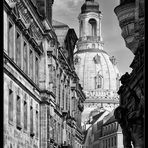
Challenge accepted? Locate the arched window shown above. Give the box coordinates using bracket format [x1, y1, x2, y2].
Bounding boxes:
[89, 19, 97, 36]
[95, 72, 103, 89]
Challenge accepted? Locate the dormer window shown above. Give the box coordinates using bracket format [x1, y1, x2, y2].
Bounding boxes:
[93, 54, 100, 64]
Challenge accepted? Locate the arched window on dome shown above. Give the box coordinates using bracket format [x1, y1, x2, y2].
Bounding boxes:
[95, 72, 103, 89]
[89, 19, 97, 36]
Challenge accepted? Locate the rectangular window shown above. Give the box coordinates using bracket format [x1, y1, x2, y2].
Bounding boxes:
[29, 49, 33, 79]
[8, 89, 13, 122]
[53, 119, 56, 141]
[58, 76, 61, 106]
[114, 136, 116, 146]
[35, 57, 39, 85]
[62, 87, 64, 109]
[109, 138, 110, 147]
[24, 99, 27, 131]
[30, 105, 34, 136]
[36, 110, 39, 138]
[112, 137, 114, 146]
[16, 96, 21, 129]
[66, 87, 68, 110]
[15, 32, 21, 68]
[8, 21, 14, 60]
[58, 123, 60, 143]
[23, 41, 28, 74]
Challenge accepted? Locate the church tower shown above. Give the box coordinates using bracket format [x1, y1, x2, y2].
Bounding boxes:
[74, 0, 121, 124]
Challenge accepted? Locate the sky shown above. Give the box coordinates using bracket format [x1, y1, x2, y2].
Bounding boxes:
[53, 0, 134, 74]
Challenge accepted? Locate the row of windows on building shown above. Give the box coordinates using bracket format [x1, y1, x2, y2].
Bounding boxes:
[7, 18, 39, 85]
[103, 122, 118, 136]
[102, 135, 117, 148]
[8, 88, 39, 138]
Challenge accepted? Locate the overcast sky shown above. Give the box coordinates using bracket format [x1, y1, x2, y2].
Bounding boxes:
[53, 0, 134, 74]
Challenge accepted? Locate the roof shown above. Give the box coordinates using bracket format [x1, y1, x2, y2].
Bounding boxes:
[89, 111, 105, 124]
[82, 130, 88, 144]
[52, 20, 69, 28]
[103, 115, 116, 126]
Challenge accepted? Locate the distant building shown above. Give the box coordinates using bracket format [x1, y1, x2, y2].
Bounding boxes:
[3, 0, 86, 148]
[83, 110, 123, 148]
[74, 0, 120, 125]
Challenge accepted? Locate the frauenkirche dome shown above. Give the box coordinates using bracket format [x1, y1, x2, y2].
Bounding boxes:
[74, 0, 121, 123]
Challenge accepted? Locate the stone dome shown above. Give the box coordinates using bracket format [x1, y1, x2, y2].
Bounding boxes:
[74, 49, 120, 92]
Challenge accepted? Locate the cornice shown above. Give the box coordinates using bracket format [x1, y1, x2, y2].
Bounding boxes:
[3, 52, 40, 92]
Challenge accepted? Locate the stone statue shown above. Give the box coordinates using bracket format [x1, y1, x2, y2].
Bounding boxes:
[115, 87, 144, 148]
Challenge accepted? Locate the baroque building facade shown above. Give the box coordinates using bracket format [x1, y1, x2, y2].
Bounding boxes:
[3, 0, 86, 148]
[114, 0, 144, 148]
[74, 0, 120, 125]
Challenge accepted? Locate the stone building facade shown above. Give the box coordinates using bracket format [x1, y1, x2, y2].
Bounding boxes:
[114, 0, 144, 148]
[3, 0, 86, 148]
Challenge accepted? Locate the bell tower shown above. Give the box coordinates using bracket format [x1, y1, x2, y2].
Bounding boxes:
[77, 0, 103, 50]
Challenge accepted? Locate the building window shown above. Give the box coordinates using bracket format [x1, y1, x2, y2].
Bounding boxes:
[62, 85, 64, 109]
[36, 110, 39, 138]
[23, 41, 28, 74]
[8, 21, 14, 60]
[114, 136, 116, 146]
[112, 137, 114, 146]
[29, 49, 33, 80]
[8, 89, 13, 122]
[106, 139, 107, 148]
[89, 18, 97, 36]
[58, 76, 61, 106]
[30, 101, 34, 137]
[15, 31, 21, 68]
[53, 119, 56, 141]
[35, 56, 39, 85]
[108, 138, 111, 148]
[95, 72, 103, 89]
[103, 140, 105, 148]
[66, 86, 68, 110]
[58, 123, 60, 143]
[16, 95, 21, 129]
[24, 98, 27, 131]
[93, 54, 100, 64]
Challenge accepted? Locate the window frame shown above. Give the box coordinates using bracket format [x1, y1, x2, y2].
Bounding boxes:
[7, 18, 15, 60]
[22, 38, 28, 75]
[15, 28, 22, 68]
[8, 89, 14, 124]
